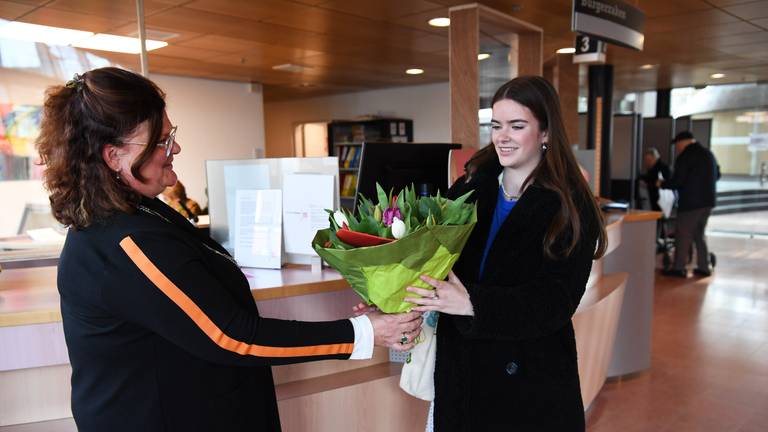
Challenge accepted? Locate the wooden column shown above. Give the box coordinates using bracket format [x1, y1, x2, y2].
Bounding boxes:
[544, 53, 580, 146]
[449, 6, 480, 150]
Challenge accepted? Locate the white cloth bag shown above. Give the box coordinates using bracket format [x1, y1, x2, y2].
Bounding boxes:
[658, 189, 676, 219]
[399, 311, 438, 401]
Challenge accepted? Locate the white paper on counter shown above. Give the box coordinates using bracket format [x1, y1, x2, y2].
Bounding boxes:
[234, 189, 282, 269]
[282, 173, 335, 256]
[224, 164, 270, 250]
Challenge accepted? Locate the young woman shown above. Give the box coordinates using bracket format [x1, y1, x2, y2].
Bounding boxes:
[37, 67, 421, 432]
[405, 76, 607, 431]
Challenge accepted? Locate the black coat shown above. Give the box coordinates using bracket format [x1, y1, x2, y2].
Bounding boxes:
[58, 197, 354, 432]
[435, 168, 600, 431]
[662, 142, 720, 211]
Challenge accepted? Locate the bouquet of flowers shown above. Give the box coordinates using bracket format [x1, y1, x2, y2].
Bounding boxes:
[311, 183, 476, 313]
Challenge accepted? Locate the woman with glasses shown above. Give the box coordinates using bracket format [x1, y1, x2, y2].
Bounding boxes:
[36, 67, 421, 432]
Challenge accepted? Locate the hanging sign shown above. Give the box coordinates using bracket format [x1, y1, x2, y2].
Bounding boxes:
[573, 34, 607, 64]
[572, 0, 645, 51]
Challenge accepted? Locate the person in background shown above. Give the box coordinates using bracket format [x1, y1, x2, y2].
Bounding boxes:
[36, 67, 421, 432]
[162, 180, 203, 222]
[640, 147, 671, 211]
[404, 76, 608, 431]
[660, 131, 720, 278]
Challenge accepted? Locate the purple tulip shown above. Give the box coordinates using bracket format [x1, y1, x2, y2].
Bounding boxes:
[382, 206, 402, 227]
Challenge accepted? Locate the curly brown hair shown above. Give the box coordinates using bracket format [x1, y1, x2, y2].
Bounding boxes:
[36, 67, 166, 229]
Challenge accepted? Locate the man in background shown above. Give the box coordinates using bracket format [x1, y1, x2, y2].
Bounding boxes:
[660, 131, 720, 278]
[640, 147, 671, 211]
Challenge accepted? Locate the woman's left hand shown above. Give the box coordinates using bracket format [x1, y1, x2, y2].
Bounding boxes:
[404, 271, 474, 316]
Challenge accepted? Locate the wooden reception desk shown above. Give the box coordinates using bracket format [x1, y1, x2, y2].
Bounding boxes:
[0, 210, 659, 429]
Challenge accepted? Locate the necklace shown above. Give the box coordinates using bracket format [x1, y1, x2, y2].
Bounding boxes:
[137, 205, 239, 267]
[499, 182, 519, 201]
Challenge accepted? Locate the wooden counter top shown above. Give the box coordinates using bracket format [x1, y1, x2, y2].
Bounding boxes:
[0, 265, 350, 327]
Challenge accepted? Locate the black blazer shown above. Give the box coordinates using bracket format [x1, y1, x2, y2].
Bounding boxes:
[58, 198, 355, 432]
[662, 142, 720, 211]
[435, 169, 600, 431]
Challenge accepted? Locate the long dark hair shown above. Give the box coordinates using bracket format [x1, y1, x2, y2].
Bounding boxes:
[468, 76, 607, 259]
[36, 67, 166, 229]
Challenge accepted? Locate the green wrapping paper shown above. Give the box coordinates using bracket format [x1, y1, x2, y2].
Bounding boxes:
[312, 207, 477, 313]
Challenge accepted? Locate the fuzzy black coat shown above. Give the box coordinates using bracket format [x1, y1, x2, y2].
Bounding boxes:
[435, 167, 600, 431]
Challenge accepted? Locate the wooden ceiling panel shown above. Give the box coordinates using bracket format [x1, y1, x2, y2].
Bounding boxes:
[18, 6, 132, 32]
[175, 35, 262, 53]
[698, 31, 768, 48]
[4, 0, 766, 100]
[184, 0, 306, 22]
[148, 44, 230, 61]
[47, 0, 172, 19]
[723, 1, 768, 19]
[635, 0, 712, 18]
[0, 0, 35, 20]
[317, 0, 443, 20]
[2, 0, 48, 6]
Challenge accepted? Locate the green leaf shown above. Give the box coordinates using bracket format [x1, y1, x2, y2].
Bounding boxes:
[376, 183, 389, 209]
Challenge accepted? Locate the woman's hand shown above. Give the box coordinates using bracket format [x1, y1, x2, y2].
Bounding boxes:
[367, 310, 422, 351]
[351, 302, 377, 317]
[404, 271, 474, 316]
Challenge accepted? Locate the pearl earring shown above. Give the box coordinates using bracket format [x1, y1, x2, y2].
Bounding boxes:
[541, 143, 548, 151]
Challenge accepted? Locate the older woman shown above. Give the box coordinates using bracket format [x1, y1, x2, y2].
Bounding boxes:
[36, 67, 421, 432]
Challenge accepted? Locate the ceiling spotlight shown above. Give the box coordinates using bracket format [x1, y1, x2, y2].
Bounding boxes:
[406, 68, 424, 75]
[710, 73, 725, 79]
[640, 64, 655, 70]
[428, 17, 450, 27]
[556, 47, 576, 54]
[477, 53, 491, 61]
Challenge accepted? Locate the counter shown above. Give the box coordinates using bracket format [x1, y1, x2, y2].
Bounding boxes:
[0, 210, 659, 428]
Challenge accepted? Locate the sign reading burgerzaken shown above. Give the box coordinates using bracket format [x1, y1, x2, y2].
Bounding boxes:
[572, 0, 645, 51]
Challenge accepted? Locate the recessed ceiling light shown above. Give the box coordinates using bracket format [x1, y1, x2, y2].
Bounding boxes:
[710, 73, 725, 79]
[428, 17, 450, 27]
[640, 64, 655, 70]
[477, 53, 491, 60]
[556, 47, 576, 54]
[73, 34, 167, 54]
[406, 68, 424, 75]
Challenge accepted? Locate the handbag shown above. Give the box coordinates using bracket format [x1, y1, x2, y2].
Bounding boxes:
[399, 311, 438, 401]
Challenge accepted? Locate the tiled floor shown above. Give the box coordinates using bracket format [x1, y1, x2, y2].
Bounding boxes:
[587, 212, 768, 432]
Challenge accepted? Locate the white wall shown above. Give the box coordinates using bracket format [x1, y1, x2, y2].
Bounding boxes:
[150, 74, 265, 206]
[264, 82, 450, 157]
[0, 72, 264, 236]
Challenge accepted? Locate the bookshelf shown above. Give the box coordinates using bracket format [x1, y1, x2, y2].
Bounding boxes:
[329, 118, 414, 209]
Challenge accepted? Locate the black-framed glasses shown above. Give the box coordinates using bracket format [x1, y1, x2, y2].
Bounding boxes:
[124, 125, 177, 158]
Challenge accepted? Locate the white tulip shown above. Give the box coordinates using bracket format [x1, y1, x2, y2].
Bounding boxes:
[391, 217, 406, 240]
[333, 210, 349, 228]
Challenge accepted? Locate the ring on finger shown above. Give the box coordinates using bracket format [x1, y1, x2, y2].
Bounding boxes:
[400, 333, 408, 345]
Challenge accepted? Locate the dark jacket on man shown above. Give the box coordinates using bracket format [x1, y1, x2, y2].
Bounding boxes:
[662, 142, 720, 211]
[58, 197, 354, 432]
[436, 164, 601, 431]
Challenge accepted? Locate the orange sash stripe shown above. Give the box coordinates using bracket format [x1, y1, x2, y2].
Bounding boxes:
[119, 237, 354, 358]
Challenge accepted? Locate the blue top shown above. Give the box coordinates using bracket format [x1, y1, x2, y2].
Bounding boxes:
[479, 186, 517, 278]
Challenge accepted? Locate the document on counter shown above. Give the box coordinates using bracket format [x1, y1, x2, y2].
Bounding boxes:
[282, 173, 335, 256]
[233, 189, 282, 269]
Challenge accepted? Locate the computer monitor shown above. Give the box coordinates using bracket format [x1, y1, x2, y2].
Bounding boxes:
[354, 142, 461, 208]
